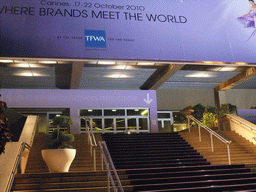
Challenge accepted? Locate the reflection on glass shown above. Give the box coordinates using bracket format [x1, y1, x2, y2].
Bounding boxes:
[141, 109, 149, 116]
[158, 121, 162, 130]
[80, 109, 102, 116]
[48, 113, 67, 133]
[79, 108, 150, 133]
[104, 109, 125, 116]
[92, 119, 102, 131]
[127, 118, 137, 131]
[173, 112, 186, 123]
[158, 113, 171, 118]
[127, 109, 149, 116]
[116, 118, 126, 131]
[139, 118, 148, 130]
[104, 119, 114, 132]
[80, 118, 86, 132]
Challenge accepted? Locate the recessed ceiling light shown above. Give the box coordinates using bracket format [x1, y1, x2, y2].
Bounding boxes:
[10, 64, 30, 68]
[208, 67, 222, 71]
[9, 64, 45, 68]
[105, 74, 132, 78]
[185, 73, 213, 78]
[85, 61, 97, 64]
[98, 61, 116, 65]
[219, 67, 237, 71]
[235, 62, 247, 65]
[208, 67, 237, 72]
[14, 60, 27, 63]
[13, 72, 48, 76]
[137, 62, 155, 66]
[111, 65, 127, 69]
[202, 61, 224, 64]
[38, 61, 57, 64]
[0, 59, 13, 63]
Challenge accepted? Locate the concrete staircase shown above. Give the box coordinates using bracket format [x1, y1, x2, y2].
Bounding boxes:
[23, 133, 103, 173]
[179, 127, 256, 166]
[103, 133, 256, 191]
[11, 133, 116, 192]
[11, 131, 256, 191]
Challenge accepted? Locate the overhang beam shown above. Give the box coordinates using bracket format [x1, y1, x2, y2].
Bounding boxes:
[140, 64, 184, 90]
[214, 66, 256, 108]
[215, 67, 256, 92]
[55, 62, 84, 89]
[70, 62, 84, 89]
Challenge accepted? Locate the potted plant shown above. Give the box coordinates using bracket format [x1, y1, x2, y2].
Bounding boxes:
[0, 100, 12, 155]
[42, 115, 76, 173]
[201, 108, 218, 128]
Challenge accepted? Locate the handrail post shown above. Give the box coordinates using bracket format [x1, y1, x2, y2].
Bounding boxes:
[101, 153, 104, 171]
[99, 141, 124, 192]
[93, 148, 96, 171]
[107, 163, 110, 192]
[198, 125, 201, 142]
[210, 133, 214, 152]
[188, 115, 232, 165]
[188, 117, 191, 132]
[227, 143, 231, 165]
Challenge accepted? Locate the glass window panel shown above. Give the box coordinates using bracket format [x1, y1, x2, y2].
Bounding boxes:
[173, 112, 186, 123]
[158, 121, 162, 130]
[104, 118, 114, 132]
[116, 118, 126, 131]
[127, 118, 137, 131]
[164, 121, 172, 132]
[104, 109, 125, 116]
[80, 109, 102, 116]
[159, 120, 173, 133]
[139, 118, 148, 130]
[157, 113, 171, 118]
[127, 109, 149, 116]
[49, 114, 59, 119]
[80, 118, 86, 132]
[92, 119, 102, 132]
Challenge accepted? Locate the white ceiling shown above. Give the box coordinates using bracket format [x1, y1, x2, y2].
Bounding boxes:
[0, 60, 255, 90]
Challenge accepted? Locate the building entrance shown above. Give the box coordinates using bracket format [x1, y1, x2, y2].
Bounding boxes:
[79, 108, 150, 134]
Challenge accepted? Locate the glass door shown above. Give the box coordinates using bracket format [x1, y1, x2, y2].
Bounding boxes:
[79, 108, 150, 134]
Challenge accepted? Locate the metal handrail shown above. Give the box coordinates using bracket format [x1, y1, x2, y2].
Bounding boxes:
[187, 115, 232, 164]
[85, 119, 98, 171]
[6, 142, 30, 192]
[99, 141, 124, 192]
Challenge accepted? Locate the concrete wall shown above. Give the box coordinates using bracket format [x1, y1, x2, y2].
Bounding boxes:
[1, 89, 158, 133]
[156, 89, 215, 111]
[219, 89, 256, 109]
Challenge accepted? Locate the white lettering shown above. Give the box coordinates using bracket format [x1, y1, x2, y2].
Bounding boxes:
[85, 36, 106, 41]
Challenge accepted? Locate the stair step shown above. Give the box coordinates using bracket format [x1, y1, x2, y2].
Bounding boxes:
[140, 182, 256, 192]
[132, 177, 256, 191]
[115, 161, 211, 169]
[112, 154, 204, 161]
[12, 131, 256, 192]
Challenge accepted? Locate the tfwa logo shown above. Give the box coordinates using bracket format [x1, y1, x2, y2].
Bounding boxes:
[84, 30, 106, 48]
